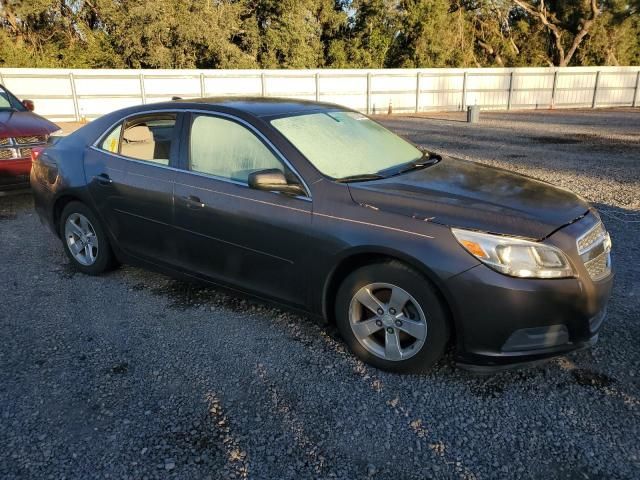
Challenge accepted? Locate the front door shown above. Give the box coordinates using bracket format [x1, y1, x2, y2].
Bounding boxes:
[172, 113, 313, 307]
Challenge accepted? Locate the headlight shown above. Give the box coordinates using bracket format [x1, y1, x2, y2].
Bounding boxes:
[451, 228, 575, 279]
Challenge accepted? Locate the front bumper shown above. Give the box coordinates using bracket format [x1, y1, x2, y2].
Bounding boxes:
[0, 158, 31, 190]
[447, 213, 613, 370]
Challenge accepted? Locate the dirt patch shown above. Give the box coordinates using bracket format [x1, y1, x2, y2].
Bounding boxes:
[571, 369, 616, 388]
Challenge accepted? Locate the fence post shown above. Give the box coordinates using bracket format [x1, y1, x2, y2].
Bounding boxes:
[461, 71, 468, 111]
[366, 72, 372, 115]
[315, 72, 320, 102]
[507, 71, 514, 110]
[633, 70, 640, 108]
[551, 70, 559, 108]
[261, 72, 266, 97]
[415, 71, 421, 113]
[69, 72, 80, 122]
[139, 73, 146, 104]
[592, 71, 600, 109]
[0, 71, 4, 86]
[200, 72, 206, 97]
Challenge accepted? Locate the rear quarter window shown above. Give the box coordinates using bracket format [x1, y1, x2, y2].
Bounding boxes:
[101, 125, 122, 153]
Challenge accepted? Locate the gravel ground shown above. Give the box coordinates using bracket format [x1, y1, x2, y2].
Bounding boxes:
[1, 109, 639, 479]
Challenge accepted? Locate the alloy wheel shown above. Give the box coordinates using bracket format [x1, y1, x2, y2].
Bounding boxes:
[348, 282, 427, 361]
[64, 213, 99, 266]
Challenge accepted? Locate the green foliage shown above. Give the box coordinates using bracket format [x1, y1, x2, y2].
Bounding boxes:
[389, 0, 473, 67]
[329, 0, 400, 68]
[242, 0, 346, 68]
[577, 1, 640, 66]
[0, 0, 637, 68]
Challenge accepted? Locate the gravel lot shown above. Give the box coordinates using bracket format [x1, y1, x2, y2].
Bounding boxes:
[1, 109, 639, 479]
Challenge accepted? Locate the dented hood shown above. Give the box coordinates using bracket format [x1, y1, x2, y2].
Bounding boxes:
[347, 157, 589, 240]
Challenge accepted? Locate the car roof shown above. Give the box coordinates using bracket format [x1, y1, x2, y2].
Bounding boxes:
[169, 96, 346, 118]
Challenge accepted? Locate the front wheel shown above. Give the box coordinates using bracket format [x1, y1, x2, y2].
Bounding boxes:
[59, 201, 116, 275]
[335, 261, 450, 373]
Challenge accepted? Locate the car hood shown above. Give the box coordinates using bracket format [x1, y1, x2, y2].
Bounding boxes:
[0, 110, 59, 137]
[347, 157, 589, 240]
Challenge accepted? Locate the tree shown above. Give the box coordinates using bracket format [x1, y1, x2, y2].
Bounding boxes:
[511, 0, 602, 66]
[0, 0, 122, 67]
[0, 0, 638, 69]
[242, 0, 346, 68]
[576, 0, 640, 66]
[389, 0, 474, 68]
[94, 0, 256, 69]
[329, 0, 400, 68]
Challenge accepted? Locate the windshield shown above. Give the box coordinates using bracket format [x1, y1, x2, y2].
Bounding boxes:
[0, 86, 26, 111]
[271, 111, 423, 179]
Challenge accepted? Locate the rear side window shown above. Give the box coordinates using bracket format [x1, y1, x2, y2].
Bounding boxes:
[189, 115, 283, 183]
[99, 114, 176, 166]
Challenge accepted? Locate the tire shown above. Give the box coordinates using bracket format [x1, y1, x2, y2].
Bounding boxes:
[335, 261, 450, 374]
[59, 201, 116, 275]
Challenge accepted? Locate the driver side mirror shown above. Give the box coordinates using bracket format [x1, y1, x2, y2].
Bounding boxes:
[248, 169, 306, 197]
[22, 99, 35, 111]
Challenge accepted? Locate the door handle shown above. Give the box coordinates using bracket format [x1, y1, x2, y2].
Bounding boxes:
[182, 195, 205, 208]
[94, 173, 113, 185]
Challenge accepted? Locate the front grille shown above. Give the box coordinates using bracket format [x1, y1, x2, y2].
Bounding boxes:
[15, 135, 46, 145]
[577, 221, 611, 280]
[0, 148, 14, 160]
[18, 147, 33, 159]
[0, 138, 10, 146]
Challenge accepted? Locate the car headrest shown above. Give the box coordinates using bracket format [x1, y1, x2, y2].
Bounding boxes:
[123, 125, 152, 143]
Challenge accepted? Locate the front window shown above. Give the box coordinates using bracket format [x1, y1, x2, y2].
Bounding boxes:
[189, 114, 284, 183]
[271, 111, 423, 179]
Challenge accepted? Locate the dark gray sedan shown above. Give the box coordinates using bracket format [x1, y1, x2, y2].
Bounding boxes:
[30, 98, 613, 373]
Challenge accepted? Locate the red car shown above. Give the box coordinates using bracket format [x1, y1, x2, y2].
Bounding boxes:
[0, 85, 59, 191]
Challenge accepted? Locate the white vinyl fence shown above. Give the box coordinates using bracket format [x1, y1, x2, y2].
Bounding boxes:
[1, 66, 638, 122]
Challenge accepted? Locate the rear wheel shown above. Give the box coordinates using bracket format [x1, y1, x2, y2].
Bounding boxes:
[60, 201, 115, 275]
[335, 261, 449, 373]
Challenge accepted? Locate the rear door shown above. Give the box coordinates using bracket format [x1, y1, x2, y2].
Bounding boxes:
[171, 112, 313, 307]
[85, 112, 183, 263]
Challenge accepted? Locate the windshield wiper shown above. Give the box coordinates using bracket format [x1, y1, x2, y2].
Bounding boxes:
[393, 152, 441, 176]
[334, 173, 386, 183]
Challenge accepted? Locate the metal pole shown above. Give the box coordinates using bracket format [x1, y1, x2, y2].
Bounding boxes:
[139, 73, 146, 104]
[415, 72, 421, 114]
[200, 72, 206, 97]
[632, 70, 640, 108]
[261, 72, 266, 97]
[366, 72, 372, 115]
[315, 72, 320, 102]
[69, 72, 80, 122]
[461, 71, 468, 111]
[551, 70, 559, 108]
[507, 71, 514, 111]
[592, 71, 600, 109]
